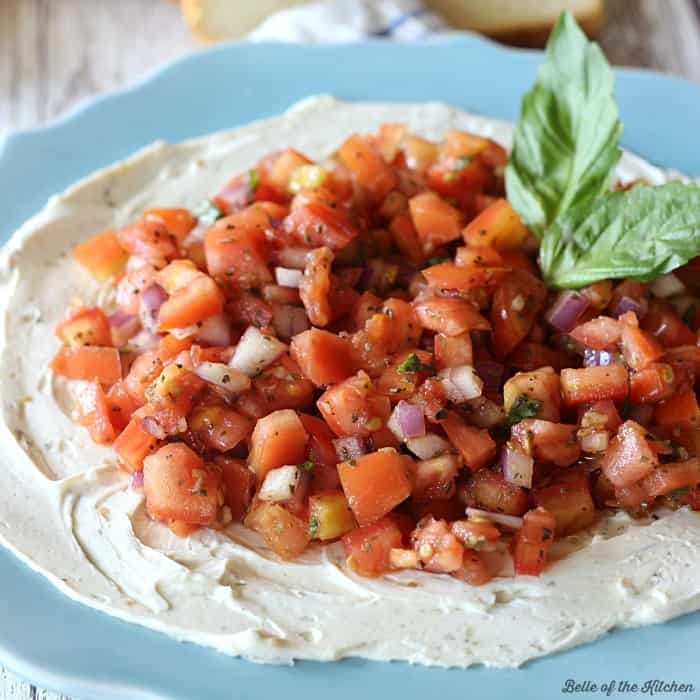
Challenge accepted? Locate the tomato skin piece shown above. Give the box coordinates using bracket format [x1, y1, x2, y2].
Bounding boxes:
[601, 420, 659, 488]
[245, 502, 310, 560]
[337, 449, 413, 526]
[50, 346, 122, 385]
[143, 443, 222, 526]
[342, 516, 403, 577]
[248, 409, 308, 483]
[440, 412, 496, 472]
[414, 296, 490, 337]
[76, 381, 117, 444]
[338, 134, 398, 203]
[283, 203, 358, 251]
[463, 199, 530, 251]
[512, 507, 556, 576]
[157, 274, 225, 332]
[290, 328, 356, 387]
[533, 476, 596, 536]
[560, 364, 629, 405]
[204, 209, 272, 288]
[490, 269, 546, 359]
[217, 456, 253, 521]
[408, 192, 464, 253]
[56, 308, 113, 347]
[465, 468, 529, 516]
[113, 417, 163, 473]
[654, 390, 700, 427]
[72, 229, 128, 281]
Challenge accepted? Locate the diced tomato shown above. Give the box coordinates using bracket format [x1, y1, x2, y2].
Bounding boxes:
[512, 507, 556, 576]
[465, 468, 529, 516]
[412, 454, 461, 501]
[410, 517, 463, 573]
[158, 274, 225, 331]
[204, 208, 272, 289]
[507, 342, 570, 373]
[309, 490, 356, 540]
[337, 449, 412, 526]
[408, 192, 464, 254]
[490, 269, 546, 359]
[454, 246, 503, 268]
[560, 364, 629, 405]
[291, 328, 356, 386]
[118, 220, 179, 268]
[143, 443, 222, 527]
[410, 378, 448, 423]
[434, 332, 473, 369]
[620, 323, 664, 370]
[143, 208, 197, 242]
[227, 291, 273, 329]
[376, 348, 434, 402]
[533, 476, 595, 535]
[641, 458, 700, 499]
[248, 409, 308, 482]
[189, 404, 253, 452]
[654, 390, 700, 427]
[442, 129, 491, 161]
[511, 419, 580, 467]
[579, 400, 621, 433]
[156, 259, 201, 294]
[454, 549, 492, 585]
[342, 516, 403, 577]
[217, 456, 253, 521]
[105, 380, 141, 431]
[264, 148, 313, 193]
[441, 412, 496, 471]
[414, 296, 490, 337]
[76, 382, 116, 444]
[298, 414, 338, 466]
[629, 363, 676, 403]
[422, 262, 508, 291]
[375, 122, 407, 163]
[145, 363, 204, 435]
[299, 246, 332, 327]
[113, 417, 163, 473]
[601, 420, 659, 488]
[462, 199, 530, 250]
[50, 346, 122, 385]
[642, 301, 696, 348]
[72, 229, 128, 281]
[338, 134, 398, 203]
[503, 367, 561, 422]
[56, 307, 113, 347]
[283, 202, 358, 251]
[389, 212, 424, 264]
[570, 316, 621, 350]
[245, 502, 310, 560]
[251, 355, 315, 413]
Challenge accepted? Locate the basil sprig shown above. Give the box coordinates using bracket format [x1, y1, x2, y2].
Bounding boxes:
[507, 11, 700, 289]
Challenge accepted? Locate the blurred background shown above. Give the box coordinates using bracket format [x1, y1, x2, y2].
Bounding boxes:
[1, 0, 699, 137]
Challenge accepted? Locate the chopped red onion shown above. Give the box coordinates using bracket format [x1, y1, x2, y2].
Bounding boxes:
[501, 445, 534, 488]
[128, 329, 160, 351]
[283, 470, 311, 513]
[579, 430, 609, 453]
[130, 471, 144, 489]
[650, 273, 685, 299]
[466, 507, 524, 530]
[473, 356, 504, 393]
[109, 310, 136, 328]
[583, 348, 618, 367]
[193, 362, 251, 394]
[545, 290, 590, 332]
[333, 436, 369, 462]
[388, 401, 426, 441]
[193, 314, 232, 347]
[258, 465, 302, 503]
[406, 433, 452, 460]
[109, 311, 141, 347]
[182, 220, 209, 246]
[438, 366, 484, 403]
[611, 295, 647, 320]
[139, 283, 168, 332]
[140, 416, 166, 440]
[275, 267, 304, 288]
[272, 305, 309, 340]
[271, 246, 311, 270]
[229, 326, 287, 376]
[215, 178, 254, 213]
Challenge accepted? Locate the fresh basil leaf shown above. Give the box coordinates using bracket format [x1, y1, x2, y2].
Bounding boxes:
[505, 11, 622, 238]
[540, 183, 700, 288]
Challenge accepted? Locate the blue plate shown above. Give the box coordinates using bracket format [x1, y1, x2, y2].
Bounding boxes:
[1, 36, 699, 700]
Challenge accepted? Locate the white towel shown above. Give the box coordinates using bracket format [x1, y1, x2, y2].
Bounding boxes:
[248, 0, 450, 43]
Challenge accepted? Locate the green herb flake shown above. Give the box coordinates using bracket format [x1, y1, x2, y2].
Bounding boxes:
[309, 515, 320, 538]
[297, 460, 314, 472]
[397, 353, 434, 374]
[193, 199, 223, 225]
[424, 256, 449, 268]
[454, 155, 473, 171]
[507, 394, 543, 425]
[248, 168, 260, 193]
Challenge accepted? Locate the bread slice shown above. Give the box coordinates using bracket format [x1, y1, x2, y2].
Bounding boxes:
[425, 0, 604, 46]
[181, 0, 604, 45]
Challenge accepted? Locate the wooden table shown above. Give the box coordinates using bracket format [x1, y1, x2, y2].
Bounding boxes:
[0, 0, 699, 697]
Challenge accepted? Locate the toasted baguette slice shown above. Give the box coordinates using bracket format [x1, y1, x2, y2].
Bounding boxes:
[425, 0, 604, 46]
[181, 0, 604, 45]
